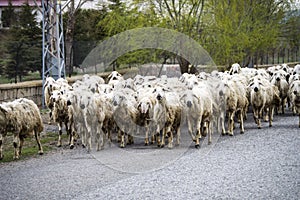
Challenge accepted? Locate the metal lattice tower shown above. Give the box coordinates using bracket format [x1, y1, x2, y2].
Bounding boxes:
[42, 0, 65, 107]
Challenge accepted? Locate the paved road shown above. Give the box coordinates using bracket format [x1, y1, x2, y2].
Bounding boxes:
[0, 112, 299, 199]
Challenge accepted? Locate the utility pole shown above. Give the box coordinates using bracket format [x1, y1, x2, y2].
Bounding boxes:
[42, 0, 65, 108]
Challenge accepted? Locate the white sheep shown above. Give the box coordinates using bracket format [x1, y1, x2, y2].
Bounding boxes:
[51, 90, 75, 148]
[289, 80, 300, 127]
[293, 64, 300, 75]
[270, 69, 289, 114]
[112, 89, 138, 148]
[0, 98, 43, 159]
[248, 77, 281, 128]
[152, 86, 182, 148]
[229, 63, 242, 75]
[180, 87, 213, 148]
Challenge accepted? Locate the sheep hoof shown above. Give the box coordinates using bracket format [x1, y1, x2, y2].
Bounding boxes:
[144, 142, 149, 146]
[195, 144, 200, 149]
[160, 144, 165, 148]
[240, 131, 244, 134]
[48, 121, 51, 125]
[57, 144, 62, 147]
[269, 124, 272, 127]
[82, 144, 86, 148]
[39, 151, 44, 155]
[70, 144, 74, 149]
[168, 144, 173, 149]
[0, 155, 3, 160]
[120, 144, 125, 148]
[258, 127, 261, 129]
[228, 133, 234, 136]
[208, 141, 212, 145]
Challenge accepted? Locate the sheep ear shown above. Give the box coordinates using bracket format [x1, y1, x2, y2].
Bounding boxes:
[180, 94, 187, 100]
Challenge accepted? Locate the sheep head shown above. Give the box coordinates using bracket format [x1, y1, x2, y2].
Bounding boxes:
[229, 63, 241, 75]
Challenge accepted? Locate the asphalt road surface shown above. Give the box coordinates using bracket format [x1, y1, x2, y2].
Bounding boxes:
[0, 111, 299, 199]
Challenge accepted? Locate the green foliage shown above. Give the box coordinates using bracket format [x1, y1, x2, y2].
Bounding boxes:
[72, 8, 108, 67]
[0, 3, 42, 82]
[1, 0, 17, 28]
[202, 0, 288, 65]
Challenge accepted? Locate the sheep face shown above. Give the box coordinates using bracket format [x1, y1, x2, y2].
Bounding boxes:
[138, 98, 152, 114]
[180, 91, 199, 109]
[108, 71, 122, 81]
[229, 63, 241, 75]
[249, 79, 263, 93]
[185, 76, 199, 90]
[153, 87, 166, 102]
[112, 94, 125, 107]
[272, 71, 285, 82]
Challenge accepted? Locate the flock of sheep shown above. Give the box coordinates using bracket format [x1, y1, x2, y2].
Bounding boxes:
[0, 63, 300, 160]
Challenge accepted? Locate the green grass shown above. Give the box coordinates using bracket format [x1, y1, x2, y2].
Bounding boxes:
[0, 132, 68, 163]
[0, 71, 41, 84]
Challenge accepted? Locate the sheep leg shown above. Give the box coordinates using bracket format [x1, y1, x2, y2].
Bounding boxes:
[220, 113, 226, 135]
[19, 136, 25, 155]
[207, 122, 212, 145]
[145, 126, 149, 146]
[86, 126, 92, 153]
[253, 109, 261, 129]
[160, 128, 166, 148]
[281, 98, 286, 114]
[268, 107, 274, 127]
[263, 108, 269, 122]
[0, 134, 3, 160]
[156, 126, 161, 147]
[166, 127, 173, 149]
[187, 119, 196, 141]
[57, 122, 63, 147]
[48, 111, 52, 125]
[13, 135, 20, 159]
[227, 111, 235, 136]
[298, 114, 300, 128]
[176, 127, 181, 146]
[195, 118, 202, 148]
[96, 123, 104, 151]
[239, 111, 244, 134]
[120, 130, 125, 148]
[34, 131, 44, 155]
[66, 121, 74, 149]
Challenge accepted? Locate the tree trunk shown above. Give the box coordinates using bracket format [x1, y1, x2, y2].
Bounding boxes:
[65, 1, 75, 78]
[177, 56, 189, 74]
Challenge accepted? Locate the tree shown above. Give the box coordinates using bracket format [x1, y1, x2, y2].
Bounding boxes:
[1, 0, 17, 28]
[2, 3, 42, 82]
[131, 0, 206, 73]
[72, 8, 108, 68]
[205, 0, 289, 67]
[64, 0, 95, 77]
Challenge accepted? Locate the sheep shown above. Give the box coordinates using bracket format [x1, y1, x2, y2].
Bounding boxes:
[229, 63, 242, 75]
[220, 76, 248, 136]
[51, 90, 75, 148]
[107, 71, 124, 88]
[270, 69, 289, 114]
[289, 80, 300, 117]
[289, 80, 300, 127]
[248, 77, 281, 128]
[293, 64, 300, 75]
[0, 98, 43, 159]
[136, 93, 156, 145]
[180, 87, 213, 148]
[152, 86, 182, 148]
[43, 77, 72, 124]
[112, 89, 139, 148]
